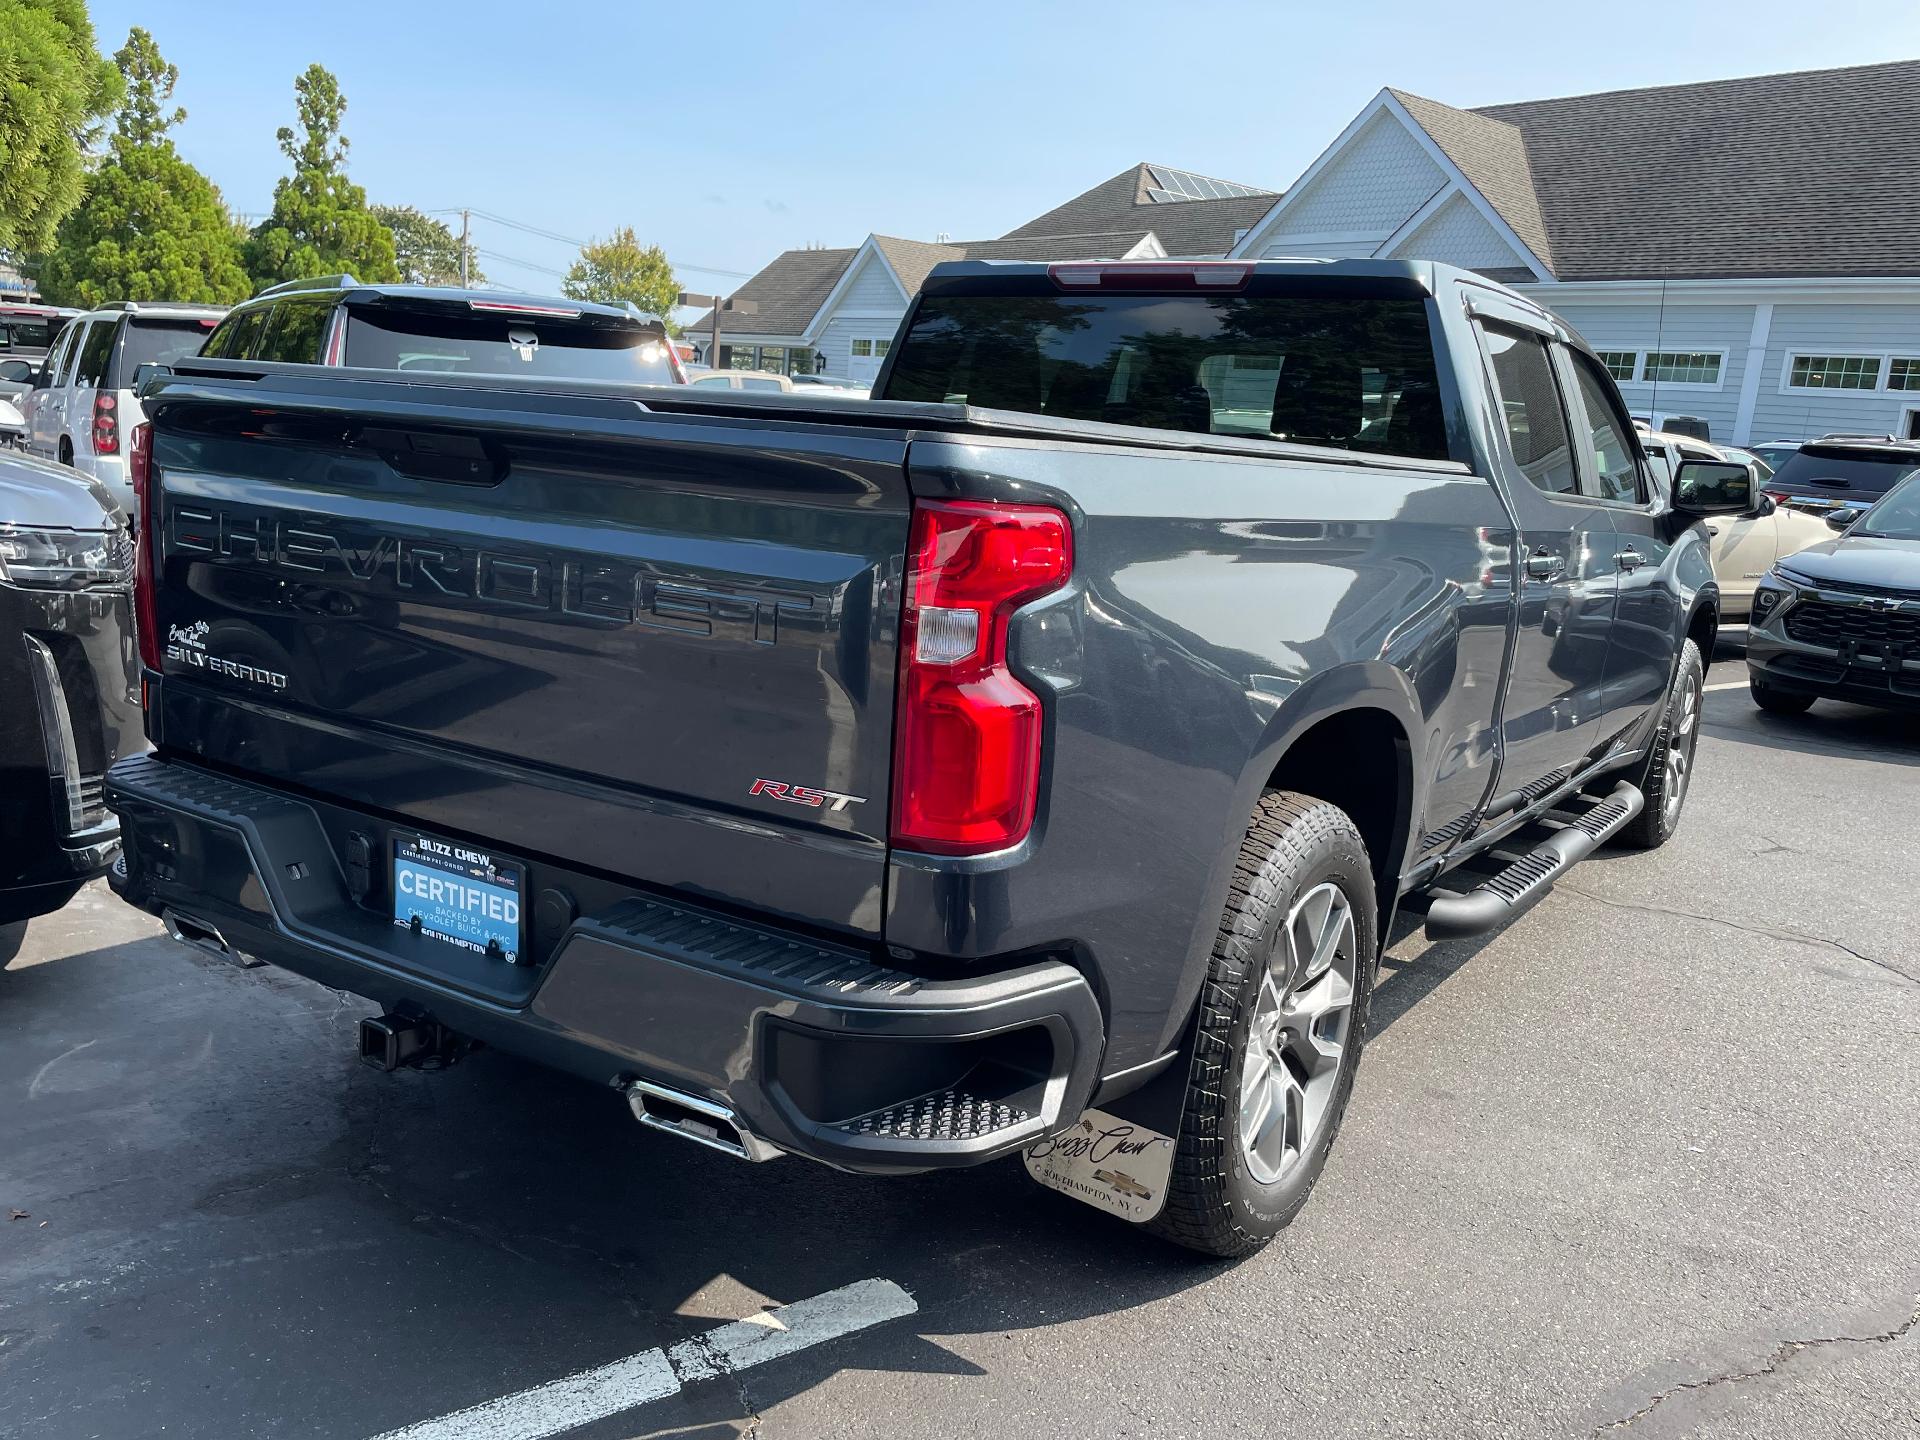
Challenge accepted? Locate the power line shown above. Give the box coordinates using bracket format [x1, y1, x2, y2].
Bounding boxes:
[427, 205, 753, 280]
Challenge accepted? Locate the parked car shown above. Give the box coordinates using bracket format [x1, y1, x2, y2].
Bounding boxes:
[1761, 436, 1920, 521]
[0, 397, 26, 447]
[1748, 440, 1802, 472]
[686, 367, 793, 393]
[0, 303, 79, 361]
[108, 258, 1742, 1257]
[197, 276, 686, 385]
[25, 302, 227, 511]
[1747, 469, 1920, 714]
[1641, 431, 1829, 620]
[790, 373, 872, 398]
[0, 451, 141, 966]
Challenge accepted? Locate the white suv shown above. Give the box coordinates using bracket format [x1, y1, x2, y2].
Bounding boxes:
[25, 302, 225, 510]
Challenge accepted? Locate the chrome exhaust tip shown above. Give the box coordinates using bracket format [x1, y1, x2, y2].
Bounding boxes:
[161, 910, 265, 968]
[623, 1078, 781, 1163]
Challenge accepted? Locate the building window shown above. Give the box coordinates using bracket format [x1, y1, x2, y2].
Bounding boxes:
[759, 346, 786, 373]
[1642, 351, 1722, 385]
[1595, 350, 1638, 384]
[1888, 358, 1920, 391]
[1788, 354, 1880, 390]
[729, 346, 758, 371]
[851, 338, 874, 358]
[875, 339, 891, 358]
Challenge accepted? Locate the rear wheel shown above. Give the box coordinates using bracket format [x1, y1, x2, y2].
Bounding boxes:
[57, 437, 72, 468]
[1750, 676, 1814, 715]
[1619, 639, 1704, 849]
[1149, 791, 1375, 1258]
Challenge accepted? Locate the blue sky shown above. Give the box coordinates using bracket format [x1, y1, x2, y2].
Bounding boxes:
[93, 1, 1920, 297]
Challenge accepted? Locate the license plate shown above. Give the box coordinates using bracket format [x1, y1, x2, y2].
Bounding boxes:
[392, 833, 524, 963]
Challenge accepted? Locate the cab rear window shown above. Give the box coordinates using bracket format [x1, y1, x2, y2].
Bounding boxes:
[344, 308, 678, 384]
[881, 290, 1450, 460]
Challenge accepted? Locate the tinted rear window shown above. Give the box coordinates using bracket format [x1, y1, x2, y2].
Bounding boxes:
[116, 318, 218, 383]
[344, 307, 678, 383]
[881, 290, 1449, 459]
[0, 319, 57, 350]
[1769, 444, 1920, 497]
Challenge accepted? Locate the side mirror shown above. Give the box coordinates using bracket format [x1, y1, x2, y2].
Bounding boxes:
[131, 362, 171, 394]
[1754, 492, 1777, 517]
[1825, 508, 1858, 533]
[1671, 459, 1754, 517]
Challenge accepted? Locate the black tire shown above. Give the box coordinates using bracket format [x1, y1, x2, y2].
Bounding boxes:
[57, 438, 73, 467]
[0, 919, 26, 967]
[1750, 676, 1814, 715]
[1149, 791, 1376, 1258]
[1618, 638, 1705, 849]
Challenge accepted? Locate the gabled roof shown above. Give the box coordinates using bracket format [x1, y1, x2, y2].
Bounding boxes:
[870, 236, 964, 297]
[1441, 60, 1920, 281]
[1388, 90, 1555, 274]
[682, 245, 856, 336]
[1002, 164, 1279, 256]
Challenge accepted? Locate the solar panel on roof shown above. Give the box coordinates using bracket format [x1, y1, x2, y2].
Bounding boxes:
[1143, 165, 1266, 204]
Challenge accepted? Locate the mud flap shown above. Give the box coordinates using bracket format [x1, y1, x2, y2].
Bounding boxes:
[1021, 1015, 1195, 1224]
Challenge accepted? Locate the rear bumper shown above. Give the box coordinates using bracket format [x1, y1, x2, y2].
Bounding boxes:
[105, 753, 1105, 1173]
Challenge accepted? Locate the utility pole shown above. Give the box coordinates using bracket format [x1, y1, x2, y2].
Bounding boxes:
[459, 209, 470, 288]
[676, 290, 757, 368]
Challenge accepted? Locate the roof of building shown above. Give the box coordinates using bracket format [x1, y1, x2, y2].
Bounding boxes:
[1395, 59, 1920, 280]
[683, 245, 857, 336]
[1002, 164, 1279, 256]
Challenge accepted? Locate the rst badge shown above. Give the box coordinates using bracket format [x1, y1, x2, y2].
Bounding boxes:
[750, 778, 867, 813]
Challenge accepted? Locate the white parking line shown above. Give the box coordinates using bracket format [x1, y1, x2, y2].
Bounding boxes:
[1703, 680, 1749, 692]
[366, 1277, 917, 1440]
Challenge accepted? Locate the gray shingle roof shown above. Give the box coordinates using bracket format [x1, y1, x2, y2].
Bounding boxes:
[682, 245, 856, 336]
[1460, 60, 1920, 280]
[1001, 164, 1279, 256]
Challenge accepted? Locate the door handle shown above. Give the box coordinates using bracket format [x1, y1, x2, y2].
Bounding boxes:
[1526, 550, 1565, 581]
[1614, 549, 1645, 572]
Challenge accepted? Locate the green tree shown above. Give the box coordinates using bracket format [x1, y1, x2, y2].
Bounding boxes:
[561, 227, 678, 330]
[372, 204, 480, 287]
[34, 27, 250, 307]
[0, 0, 120, 258]
[243, 63, 398, 288]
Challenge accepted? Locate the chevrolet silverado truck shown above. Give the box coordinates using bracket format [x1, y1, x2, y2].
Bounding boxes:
[105, 260, 1750, 1257]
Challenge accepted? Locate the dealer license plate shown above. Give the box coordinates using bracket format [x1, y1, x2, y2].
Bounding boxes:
[392, 833, 524, 963]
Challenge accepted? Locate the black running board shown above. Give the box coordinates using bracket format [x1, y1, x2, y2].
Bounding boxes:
[1422, 780, 1644, 940]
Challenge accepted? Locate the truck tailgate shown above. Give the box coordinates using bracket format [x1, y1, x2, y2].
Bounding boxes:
[142, 372, 909, 938]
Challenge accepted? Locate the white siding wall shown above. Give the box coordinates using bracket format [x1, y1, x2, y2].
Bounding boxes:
[1256, 111, 1445, 255]
[1748, 303, 1920, 441]
[1387, 192, 1525, 271]
[839, 255, 907, 310]
[1546, 301, 1756, 441]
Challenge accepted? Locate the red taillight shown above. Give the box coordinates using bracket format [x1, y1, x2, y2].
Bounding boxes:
[92, 389, 119, 456]
[130, 421, 161, 673]
[891, 500, 1072, 856]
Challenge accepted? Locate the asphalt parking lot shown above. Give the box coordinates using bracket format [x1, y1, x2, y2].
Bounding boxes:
[4, 646, 1917, 1440]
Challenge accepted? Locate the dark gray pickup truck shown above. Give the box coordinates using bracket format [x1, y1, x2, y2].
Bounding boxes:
[106, 259, 1752, 1256]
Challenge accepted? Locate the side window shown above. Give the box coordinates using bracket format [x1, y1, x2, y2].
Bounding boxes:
[1481, 324, 1577, 495]
[50, 322, 87, 386]
[257, 299, 330, 365]
[1566, 352, 1643, 504]
[34, 326, 73, 388]
[200, 314, 238, 359]
[75, 319, 118, 388]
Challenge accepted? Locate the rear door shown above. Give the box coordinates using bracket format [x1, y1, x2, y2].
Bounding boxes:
[30, 320, 82, 457]
[1560, 349, 1677, 743]
[1477, 319, 1620, 795]
[145, 373, 912, 938]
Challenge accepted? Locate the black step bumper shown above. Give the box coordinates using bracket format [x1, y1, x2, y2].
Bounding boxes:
[106, 754, 1105, 1173]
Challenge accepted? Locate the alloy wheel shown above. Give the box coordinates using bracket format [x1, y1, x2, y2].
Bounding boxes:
[1238, 881, 1357, 1186]
[1664, 667, 1701, 826]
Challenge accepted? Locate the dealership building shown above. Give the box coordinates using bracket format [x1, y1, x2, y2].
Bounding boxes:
[697, 60, 1920, 445]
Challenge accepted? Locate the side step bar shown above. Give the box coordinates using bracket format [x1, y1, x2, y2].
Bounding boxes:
[1423, 780, 1644, 940]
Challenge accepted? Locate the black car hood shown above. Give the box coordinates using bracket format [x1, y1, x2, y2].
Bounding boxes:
[0, 451, 124, 528]
[1779, 535, 1920, 593]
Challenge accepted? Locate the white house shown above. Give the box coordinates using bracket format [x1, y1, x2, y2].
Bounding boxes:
[1227, 61, 1920, 445]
